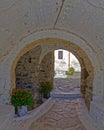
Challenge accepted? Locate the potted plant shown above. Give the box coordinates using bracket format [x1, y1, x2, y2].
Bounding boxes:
[69, 67, 75, 75]
[39, 82, 53, 99]
[11, 88, 34, 116]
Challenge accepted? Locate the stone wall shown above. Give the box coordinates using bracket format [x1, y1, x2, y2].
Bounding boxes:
[39, 51, 54, 86]
[15, 46, 41, 99]
[15, 45, 54, 100]
[14, 40, 94, 110]
[85, 88, 93, 111]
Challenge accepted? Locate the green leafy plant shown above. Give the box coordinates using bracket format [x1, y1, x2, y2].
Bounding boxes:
[40, 82, 53, 94]
[39, 82, 53, 99]
[69, 67, 75, 75]
[11, 88, 34, 107]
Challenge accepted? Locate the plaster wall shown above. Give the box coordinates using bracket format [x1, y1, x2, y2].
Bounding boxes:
[0, 0, 104, 127]
[0, 0, 104, 103]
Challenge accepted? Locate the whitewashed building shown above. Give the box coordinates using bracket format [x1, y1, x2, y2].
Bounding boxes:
[70, 53, 81, 72]
[54, 49, 81, 73]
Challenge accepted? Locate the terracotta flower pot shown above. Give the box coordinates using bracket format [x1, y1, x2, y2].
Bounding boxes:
[69, 72, 74, 75]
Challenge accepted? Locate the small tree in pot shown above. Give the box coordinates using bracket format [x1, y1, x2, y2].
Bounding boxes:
[69, 67, 75, 75]
[11, 88, 35, 116]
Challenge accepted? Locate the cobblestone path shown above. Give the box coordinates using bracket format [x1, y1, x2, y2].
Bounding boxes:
[53, 77, 80, 94]
[9, 75, 99, 130]
[29, 99, 86, 130]
[29, 76, 87, 130]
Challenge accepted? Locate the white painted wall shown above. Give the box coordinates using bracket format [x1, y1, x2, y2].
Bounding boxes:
[70, 53, 81, 72]
[54, 49, 69, 72]
[54, 50, 81, 72]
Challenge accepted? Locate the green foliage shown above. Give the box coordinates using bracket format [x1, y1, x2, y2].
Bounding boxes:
[69, 67, 75, 73]
[11, 88, 34, 107]
[39, 82, 53, 94]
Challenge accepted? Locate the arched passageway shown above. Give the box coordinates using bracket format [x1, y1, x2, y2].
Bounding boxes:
[12, 38, 94, 110]
[53, 49, 81, 99]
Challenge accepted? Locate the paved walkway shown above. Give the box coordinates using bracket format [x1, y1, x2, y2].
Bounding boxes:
[53, 77, 80, 94]
[29, 75, 86, 130]
[29, 99, 86, 130]
[9, 74, 99, 130]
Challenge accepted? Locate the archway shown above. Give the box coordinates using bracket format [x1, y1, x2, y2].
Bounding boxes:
[7, 29, 102, 103]
[12, 38, 94, 110]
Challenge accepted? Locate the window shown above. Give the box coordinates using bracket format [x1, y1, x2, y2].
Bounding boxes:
[58, 51, 63, 59]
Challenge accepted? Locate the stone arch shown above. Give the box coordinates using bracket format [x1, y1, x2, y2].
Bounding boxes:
[37, 42, 93, 110]
[10, 37, 94, 110]
[11, 39, 93, 86]
[1, 30, 101, 106]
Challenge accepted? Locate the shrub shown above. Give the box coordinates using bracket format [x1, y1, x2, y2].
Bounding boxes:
[69, 67, 75, 73]
[11, 88, 34, 107]
[39, 82, 53, 95]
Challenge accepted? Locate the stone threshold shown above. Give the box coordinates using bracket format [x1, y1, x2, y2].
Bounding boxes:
[51, 93, 82, 100]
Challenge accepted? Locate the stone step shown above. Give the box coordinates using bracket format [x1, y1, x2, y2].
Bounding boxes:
[51, 93, 82, 100]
